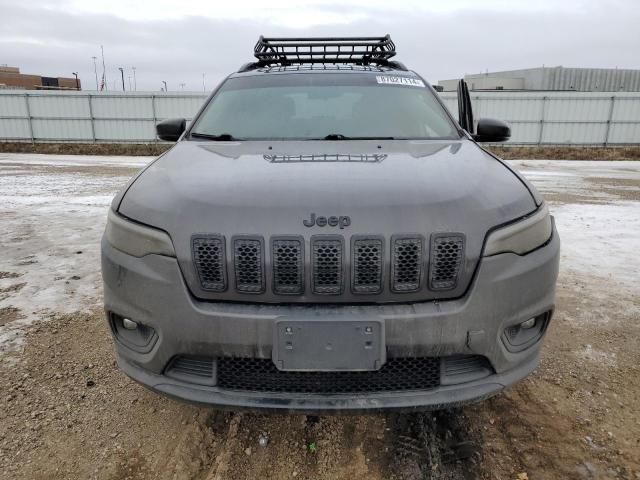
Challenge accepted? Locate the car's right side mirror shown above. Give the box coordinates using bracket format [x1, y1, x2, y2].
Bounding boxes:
[156, 118, 186, 142]
[473, 118, 511, 142]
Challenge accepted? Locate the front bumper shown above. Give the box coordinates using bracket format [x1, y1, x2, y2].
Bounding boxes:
[101, 223, 559, 412]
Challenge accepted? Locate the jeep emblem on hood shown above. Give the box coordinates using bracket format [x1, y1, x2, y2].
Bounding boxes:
[303, 213, 351, 229]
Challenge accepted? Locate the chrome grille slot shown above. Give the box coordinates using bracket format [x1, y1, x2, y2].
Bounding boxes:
[391, 236, 424, 292]
[311, 236, 344, 294]
[192, 235, 226, 292]
[272, 237, 304, 295]
[352, 236, 383, 294]
[233, 237, 264, 293]
[430, 234, 464, 290]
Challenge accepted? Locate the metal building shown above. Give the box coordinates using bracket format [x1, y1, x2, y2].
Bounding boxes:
[439, 66, 640, 92]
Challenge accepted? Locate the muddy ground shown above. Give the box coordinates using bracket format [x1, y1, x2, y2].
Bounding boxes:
[2, 142, 640, 161]
[0, 154, 638, 480]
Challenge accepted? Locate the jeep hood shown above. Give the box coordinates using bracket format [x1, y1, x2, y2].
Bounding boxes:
[117, 139, 537, 303]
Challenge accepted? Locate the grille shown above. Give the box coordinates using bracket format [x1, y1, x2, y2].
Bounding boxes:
[165, 356, 215, 386]
[352, 237, 384, 294]
[272, 237, 304, 295]
[442, 355, 489, 375]
[191, 233, 467, 297]
[192, 235, 226, 292]
[391, 236, 424, 292]
[430, 234, 464, 290]
[168, 356, 214, 377]
[311, 237, 344, 294]
[233, 237, 264, 293]
[217, 356, 441, 394]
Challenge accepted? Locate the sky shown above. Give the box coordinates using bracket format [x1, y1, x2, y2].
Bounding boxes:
[1, 0, 639, 92]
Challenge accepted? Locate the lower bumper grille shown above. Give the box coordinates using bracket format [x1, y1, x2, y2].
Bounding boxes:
[217, 357, 440, 394]
[165, 355, 493, 395]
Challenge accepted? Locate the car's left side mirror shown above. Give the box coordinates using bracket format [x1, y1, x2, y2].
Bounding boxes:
[156, 118, 186, 142]
[473, 118, 511, 142]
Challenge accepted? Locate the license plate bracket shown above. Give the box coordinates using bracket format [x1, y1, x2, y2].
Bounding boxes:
[273, 319, 385, 371]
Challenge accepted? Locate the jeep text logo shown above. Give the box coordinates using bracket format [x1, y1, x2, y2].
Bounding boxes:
[303, 213, 351, 229]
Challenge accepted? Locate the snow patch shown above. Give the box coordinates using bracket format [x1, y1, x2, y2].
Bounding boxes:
[550, 201, 640, 293]
[577, 344, 617, 367]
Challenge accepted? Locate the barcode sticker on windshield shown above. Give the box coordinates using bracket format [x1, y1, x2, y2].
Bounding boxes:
[376, 76, 425, 87]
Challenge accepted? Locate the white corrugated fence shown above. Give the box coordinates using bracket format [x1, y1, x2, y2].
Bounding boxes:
[1, 90, 639, 145]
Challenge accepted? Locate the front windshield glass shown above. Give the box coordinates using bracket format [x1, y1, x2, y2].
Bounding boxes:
[191, 73, 460, 140]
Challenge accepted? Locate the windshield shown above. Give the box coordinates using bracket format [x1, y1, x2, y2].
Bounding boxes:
[190, 73, 460, 140]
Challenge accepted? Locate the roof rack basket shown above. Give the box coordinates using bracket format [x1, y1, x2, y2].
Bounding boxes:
[253, 35, 397, 67]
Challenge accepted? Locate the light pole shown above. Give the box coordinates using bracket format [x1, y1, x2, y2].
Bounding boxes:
[132, 66, 137, 91]
[202, 73, 206, 92]
[162, 80, 167, 92]
[118, 67, 125, 92]
[91, 56, 98, 91]
[100, 45, 107, 91]
[72, 72, 79, 90]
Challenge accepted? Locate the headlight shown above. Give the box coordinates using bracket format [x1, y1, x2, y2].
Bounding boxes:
[105, 209, 176, 257]
[484, 204, 552, 256]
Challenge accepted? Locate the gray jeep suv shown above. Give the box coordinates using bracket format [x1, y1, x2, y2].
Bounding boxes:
[101, 36, 559, 411]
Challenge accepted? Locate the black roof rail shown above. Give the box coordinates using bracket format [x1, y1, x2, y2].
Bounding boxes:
[239, 35, 406, 72]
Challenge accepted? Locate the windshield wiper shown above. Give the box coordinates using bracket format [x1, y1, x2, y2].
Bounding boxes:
[190, 132, 240, 141]
[321, 134, 396, 140]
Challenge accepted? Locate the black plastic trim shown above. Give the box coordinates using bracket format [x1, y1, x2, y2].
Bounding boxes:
[191, 233, 228, 293]
[351, 235, 385, 295]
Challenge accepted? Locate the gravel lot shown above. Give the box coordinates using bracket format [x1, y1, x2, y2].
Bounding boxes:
[0, 153, 639, 479]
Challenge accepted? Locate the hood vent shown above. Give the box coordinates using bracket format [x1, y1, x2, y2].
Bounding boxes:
[264, 154, 386, 163]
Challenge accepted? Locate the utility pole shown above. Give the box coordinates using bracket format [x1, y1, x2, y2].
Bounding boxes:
[91, 56, 98, 91]
[162, 80, 167, 92]
[118, 67, 125, 92]
[72, 72, 79, 90]
[132, 66, 137, 91]
[100, 45, 107, 91]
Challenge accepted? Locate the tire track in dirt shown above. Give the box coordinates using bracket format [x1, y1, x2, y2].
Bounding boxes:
[384, 409, 483, 480]
[205, 413, 243, 480]
[202, 413, 388, 479]
[144, 410, 229, 480]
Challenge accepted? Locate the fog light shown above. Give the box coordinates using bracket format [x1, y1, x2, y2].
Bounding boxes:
[501, 311, 551, 353]
[109, 313, 157, 353]
[122, 318, 138, 330]
[520, 317, 536, 330]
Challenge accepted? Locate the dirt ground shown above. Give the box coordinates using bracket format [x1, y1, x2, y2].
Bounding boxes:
[2, 141, 640, 161]
[0, 154, 639, 480]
